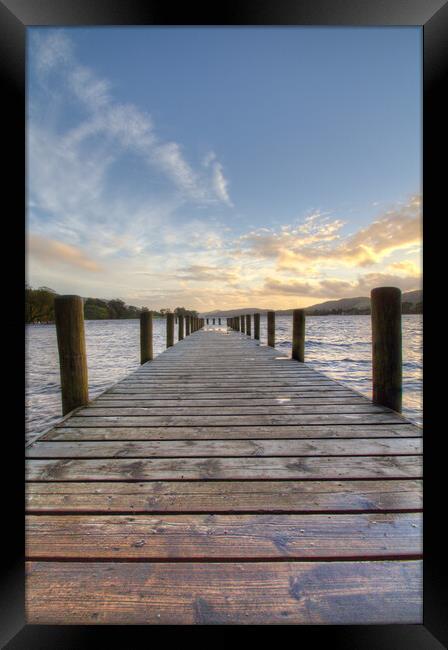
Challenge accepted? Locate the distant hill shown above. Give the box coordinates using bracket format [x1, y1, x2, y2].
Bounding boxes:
[304, 290, 422, 315]
[200, 290, 422, 317]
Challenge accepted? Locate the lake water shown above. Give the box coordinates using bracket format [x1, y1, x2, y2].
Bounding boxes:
[25, 315, 422, 443]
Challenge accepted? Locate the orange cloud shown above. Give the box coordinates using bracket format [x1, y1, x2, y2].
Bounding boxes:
[234, 195, 421, 270]
[28, 233, 102, 272]
[262, 272, 421, 301]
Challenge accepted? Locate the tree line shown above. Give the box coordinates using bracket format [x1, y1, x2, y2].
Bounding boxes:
[306, 301, 422, 316]
[25, 285, 198, 323]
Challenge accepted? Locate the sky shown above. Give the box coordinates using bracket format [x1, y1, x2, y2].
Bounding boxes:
[27, 27, 422, 311]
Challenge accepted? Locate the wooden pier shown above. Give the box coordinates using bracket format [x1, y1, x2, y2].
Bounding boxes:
[25, 320, 422, 625]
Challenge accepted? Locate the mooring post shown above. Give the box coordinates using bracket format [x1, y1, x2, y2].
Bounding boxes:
[140, 310, 153, 364]
[178, 314, 184, 340]
[54, 295, 89, 416]
[292, 309, 305, 362]
[267, 310, 275, 347]
[371, 287, 402, 412]
[167, 313, 174, 347]
[246, 314, 251, 336]
[254, 313, 260, 340]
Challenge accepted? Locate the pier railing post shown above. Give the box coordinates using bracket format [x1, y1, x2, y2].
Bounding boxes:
[54, 295, 89, 416]
[140, 310, 153, 364]
[241, 315, 245, 334]
[186, 315, 190, 336]
[371, 287, 402, 412]
[236, 316, 240, 332]
[267, 310, 275, 348]
[292, 309, 305, 362]
[178, 314, 184, 340]
[167, 313, 174, 347]
[246, 314, 251, 336]
[254, 313, 260, 340]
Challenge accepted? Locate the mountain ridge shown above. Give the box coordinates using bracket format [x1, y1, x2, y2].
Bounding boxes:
[200, 290, 422, 317]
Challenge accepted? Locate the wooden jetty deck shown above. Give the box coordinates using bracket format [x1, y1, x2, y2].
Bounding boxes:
[25, 324, 422, 625]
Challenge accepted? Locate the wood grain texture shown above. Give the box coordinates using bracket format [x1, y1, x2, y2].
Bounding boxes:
[61, 413, 408, 427]
[43, 423, 420, 441]
[26, 327, 422, 625]
[26, 455, 422, 481]
[26, 513, 422, 560]
[26, 479, 423, 513]
[25, 560, 422, 624]
[26, 438, 422, 458]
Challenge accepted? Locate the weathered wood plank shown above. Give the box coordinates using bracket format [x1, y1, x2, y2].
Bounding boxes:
[60, 413, 410, 427]
[26, 327, 422, 626]
[26, 513, 422, 560]
[42, 423, 420, 441]
[26, 438, 422, 459]
[93, 393, 369, 408]
[25, 479, 423, 513]
[26, 455, 422, 481]
[74, 404, 391, 416]
[107, 386, 351, 394]
[25, 559, 423, 624]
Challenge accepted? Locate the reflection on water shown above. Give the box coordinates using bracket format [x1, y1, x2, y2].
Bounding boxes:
[25, 315, 422, 443]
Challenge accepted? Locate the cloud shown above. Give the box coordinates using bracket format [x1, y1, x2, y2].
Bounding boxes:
[178, 265, 238, 283]
[33, 31, 73, 75]
[263, 272, 421, 300]
[28, 233, 102, 272]
[30, 31, 233, 205]
[204, 152, 233, 206]
[235, 196, 421, 270]
[388, 260, 421, 276]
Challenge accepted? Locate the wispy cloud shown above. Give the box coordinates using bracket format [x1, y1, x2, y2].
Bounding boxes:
[27, 30, 421, 311]
[234, 196, 421, 270]
[204, 151, 233, 206]
[28, 233, 102, 272]
[30, 31, 233, 204]
[262, 272, 420, 301]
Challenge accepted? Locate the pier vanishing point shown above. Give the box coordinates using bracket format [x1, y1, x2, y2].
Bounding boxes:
[25, 294, 422, 625]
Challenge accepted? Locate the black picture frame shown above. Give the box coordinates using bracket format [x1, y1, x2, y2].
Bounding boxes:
[2, 0, 446, 646]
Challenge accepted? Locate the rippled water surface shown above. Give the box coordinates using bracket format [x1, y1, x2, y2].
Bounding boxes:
[26, 315, 422, 443]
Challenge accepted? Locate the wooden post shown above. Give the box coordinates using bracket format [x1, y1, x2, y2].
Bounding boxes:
[167, 313, 174, 347]
[246, 314, 251, 336]
[178, 314, 184, 340]
[371, 287, 402, 412]
[292, 309, 305, 362]
[186, 315, 190, 336]
[254, 313, 260, 340]
[267, 310, 275, 348]
[140, 310, 153, 364]
[54, 295, 89, 416]
[241, 315, 245, 334]
[235, 316, 240, 332]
